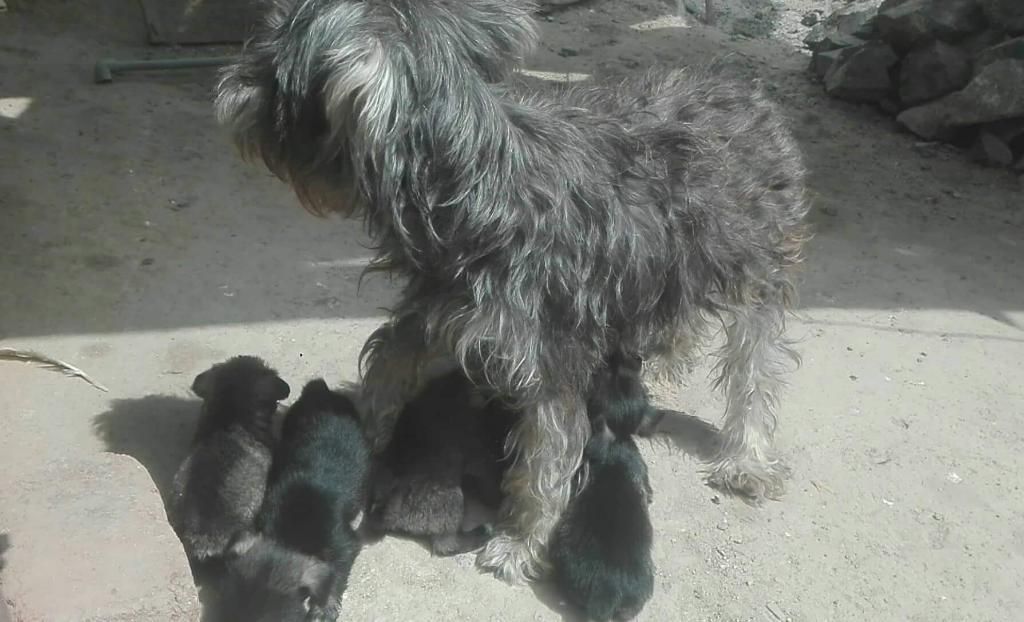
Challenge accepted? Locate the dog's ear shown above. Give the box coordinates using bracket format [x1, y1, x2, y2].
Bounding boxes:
[256, 374, 291, 402]
[636, 408, 668, 438]
[301, 378, 332, 398]
[191, 369, 213, 399]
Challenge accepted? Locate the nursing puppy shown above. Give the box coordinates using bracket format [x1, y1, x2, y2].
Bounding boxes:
[216, 0, 809, 583]
[549, 352, 658, 622]
[170, 356, 290, 564]
[219, 379, 370, 622]
[365, 370, 519, 556]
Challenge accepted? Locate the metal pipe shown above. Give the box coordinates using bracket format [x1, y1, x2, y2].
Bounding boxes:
[94, 56, 236, 84]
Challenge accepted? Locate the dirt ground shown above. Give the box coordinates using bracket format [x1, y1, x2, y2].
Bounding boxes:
[1, 1, 1023, 621]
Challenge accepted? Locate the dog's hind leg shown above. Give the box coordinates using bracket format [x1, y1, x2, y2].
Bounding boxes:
[706, 300, 798, 501]
[477, 392, 589, 584]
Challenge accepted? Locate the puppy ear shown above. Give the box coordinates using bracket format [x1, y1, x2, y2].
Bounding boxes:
[225, 530, 259, 558]
[636, 408, 668, 438]
[302, 378, 331, 396]
[191, 370, 213, 399]
[256, 374, 291, 402]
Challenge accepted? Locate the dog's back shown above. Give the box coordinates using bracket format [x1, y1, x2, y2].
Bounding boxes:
[260, 379, 369, 558]
[170, 356, 290, 562]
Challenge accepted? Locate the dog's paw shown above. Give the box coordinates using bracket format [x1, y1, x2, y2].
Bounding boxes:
[705, 455, 790, 502]
[476, 533, 546, 585]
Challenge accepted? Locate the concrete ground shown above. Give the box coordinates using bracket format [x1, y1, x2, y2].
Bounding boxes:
[1, 1, 1022, 621]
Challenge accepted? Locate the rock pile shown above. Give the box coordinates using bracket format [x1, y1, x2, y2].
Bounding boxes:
[805, 0, 1024, 171]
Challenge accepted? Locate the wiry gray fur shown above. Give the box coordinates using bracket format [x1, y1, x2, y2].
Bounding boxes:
[215, 0, 811, 584]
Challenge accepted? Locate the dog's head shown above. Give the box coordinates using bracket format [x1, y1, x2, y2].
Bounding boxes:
[191, 356, 290, 430]
[215, 0, 538, 217]
[217, 531, 337, 622]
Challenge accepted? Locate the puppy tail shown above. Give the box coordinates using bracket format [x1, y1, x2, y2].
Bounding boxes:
[215, 0, 538, 217]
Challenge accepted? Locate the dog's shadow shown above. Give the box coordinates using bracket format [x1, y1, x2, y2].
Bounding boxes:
[645, 408, 722, 462]
[0, 533, 11, 622]
[92, 395, 201, 508]
[92, 395, 235, 619]
[0, 532, 10, 571]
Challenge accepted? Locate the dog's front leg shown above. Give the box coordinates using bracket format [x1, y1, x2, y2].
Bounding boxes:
[706, 302, 797, 500]
[476, 392, 589, 584]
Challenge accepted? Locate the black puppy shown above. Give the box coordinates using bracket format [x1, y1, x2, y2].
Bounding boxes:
[170, 356, 290, 564]
[549, 351, 659, 622]
[365, 370, 519, 556]
[218, 378, 369, 622]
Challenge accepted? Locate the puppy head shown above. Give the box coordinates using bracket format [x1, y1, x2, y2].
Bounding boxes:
[588, 350, 653, 438]
[191, 356, 290, 421]
[290, 378, 359, 418]
[218, 531, 335, 622]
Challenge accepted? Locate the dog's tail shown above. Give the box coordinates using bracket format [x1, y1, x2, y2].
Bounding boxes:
[215, 0, 538, 218]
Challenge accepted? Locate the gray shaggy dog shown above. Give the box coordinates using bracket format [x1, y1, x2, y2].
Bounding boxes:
[215, 0, 810, 584]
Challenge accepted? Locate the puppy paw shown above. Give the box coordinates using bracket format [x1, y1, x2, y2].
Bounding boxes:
[475, 533, 546, 585]
[705, 455, 790, 501]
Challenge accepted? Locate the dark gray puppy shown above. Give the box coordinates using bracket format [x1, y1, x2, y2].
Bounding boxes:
[170, 356, 290, 563]
[549, 352, 659, 622]
[218, 379, 370, 622]
[364, 370, 519, 556]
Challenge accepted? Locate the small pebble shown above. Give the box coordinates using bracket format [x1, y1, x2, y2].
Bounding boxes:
[801, 12, 819, 27]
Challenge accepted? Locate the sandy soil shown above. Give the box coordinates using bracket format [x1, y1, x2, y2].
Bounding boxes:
[1, 1, 1022, 621]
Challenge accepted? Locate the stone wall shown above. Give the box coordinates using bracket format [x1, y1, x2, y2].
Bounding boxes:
[806, 0, 1024, 170]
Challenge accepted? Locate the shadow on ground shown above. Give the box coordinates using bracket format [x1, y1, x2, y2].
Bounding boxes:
[92, 395, 236, 620]
[0, 534, 12, 622]
[648, 408, 722, 461]
[92, 395, 200, 506]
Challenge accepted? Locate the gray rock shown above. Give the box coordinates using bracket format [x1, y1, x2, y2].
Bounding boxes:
[879, 0, 915, 9]
[804, 26, 866, 53]
[831, 4, 881, 39]
[876, 0, 988, 52]
[0, 455, 200, 622]
[897, 60, 1024, 139]
[957, 28, 1008, 56]
[825, 42, 900, 103]
[970, 131, 1015, 166]
[811, 48, 853, 80]
[979, 0, 1024, 35]
[899, 41, 972, 107]
[975, 36, 1024, 71]
[801, 11, 820, 27]
[803, 2, 881, 51]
